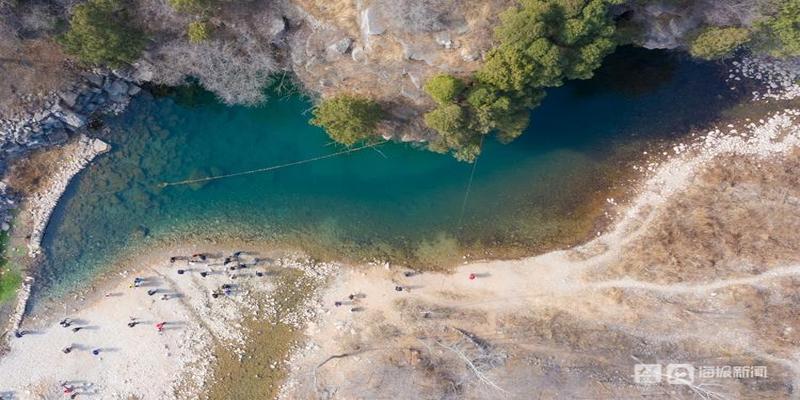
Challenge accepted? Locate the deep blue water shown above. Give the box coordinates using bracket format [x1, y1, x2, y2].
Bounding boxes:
[36, 48, 742, 297]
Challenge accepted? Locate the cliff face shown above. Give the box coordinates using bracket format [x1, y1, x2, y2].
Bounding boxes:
[285, 0, 513, 142]
[619, 0, 773, 50]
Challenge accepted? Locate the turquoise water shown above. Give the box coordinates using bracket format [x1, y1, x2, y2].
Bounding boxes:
[36, 48, 742, 297]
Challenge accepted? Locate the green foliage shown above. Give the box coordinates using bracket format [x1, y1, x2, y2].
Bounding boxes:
[187, 20, 211, 43]
[424, 104, 467, 137]
[480, 0, 620, 91]
[689, 26, 751, 60]
[423, 74, 465, 105]
[0, 231, 20, 305]
[168, 0, 213, 12]
[60, 0, 145, 67]
[311, 95, 384, 146]
[758, 0, 800, 57]
[422, 0, 620, 161]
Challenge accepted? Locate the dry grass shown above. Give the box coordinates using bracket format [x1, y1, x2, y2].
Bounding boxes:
[0, 37, 76, 119]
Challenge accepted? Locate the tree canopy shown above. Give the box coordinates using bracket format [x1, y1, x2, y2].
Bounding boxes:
[424, 74, 466, 105]
[310, 95, 384, 146]
[422, 0, 621, 161]
[60, 0, 145, 67]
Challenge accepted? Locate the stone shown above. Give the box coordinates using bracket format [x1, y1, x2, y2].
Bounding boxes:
[327, 38, 353, 55]
[86, 74, 104, 87]
[434, 32, 452, 49]
[59, 108, 87, 129]
[351, 46, 367, 63]
[92, 138, 110, 153]
[460, 48, 479, 62]
[360, 7, 386, 36]
[107, 80, 129, 102]
[60, 91, 80, 109]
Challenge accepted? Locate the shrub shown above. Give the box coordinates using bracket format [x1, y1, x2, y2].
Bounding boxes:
[759, 0, 800, 57]
[689, 26, 751, 60]
[311, 95, 384, 146]
[423, 74, 465, 105]
[148, 39, 278, 105]
[187, 20, 211, 43]
[60, 0, 145, 67]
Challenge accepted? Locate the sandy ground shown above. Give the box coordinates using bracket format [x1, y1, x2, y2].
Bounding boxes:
[0, 248, 328, 400]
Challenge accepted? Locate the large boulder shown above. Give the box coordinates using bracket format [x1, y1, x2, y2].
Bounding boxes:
[361, 7, 386, 37]
[59, 108, 87, 129]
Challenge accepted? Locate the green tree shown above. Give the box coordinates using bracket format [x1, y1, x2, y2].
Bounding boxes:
[689, 26, 751, 60]
[311, 95, 384, 146]
[60, 0, 145, 67]
[423, 74, 465, 105]
[421, 0, 620, 161]
[424, 104, 467, 137]
[187, 20, 211, 43]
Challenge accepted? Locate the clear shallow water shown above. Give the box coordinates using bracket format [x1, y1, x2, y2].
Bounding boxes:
[36, 48, 741, 297]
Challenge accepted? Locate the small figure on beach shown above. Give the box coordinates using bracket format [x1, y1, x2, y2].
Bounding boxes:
[155, 322, 166, 332]
[133, 277, 144, 287]
[161, 294, 170, 301]
[177, 269, 185, 275]
[395, 286, 404, 292]
[91, 348, 101, 356]
[334, 301, 342, 307]
[147, 289, 158, 296]
[60, 318, 72, 328]
[255, 271, 264, 277]
[200, 271, 208, 278]
[348, 294, 355, 300]
[468, 273, 476, 280]
[71, 327, 84, 333]
[128, 320, 139, 328]
[170, 256, 177, 263]
[211, 290, 220, 299]
[403, 271, 415, 277]
[62, 345, 73, 354]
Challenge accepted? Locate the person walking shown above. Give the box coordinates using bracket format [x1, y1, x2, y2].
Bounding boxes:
[155, 322, 166, 332]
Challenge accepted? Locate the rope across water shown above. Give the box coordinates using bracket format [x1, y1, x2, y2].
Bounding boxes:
[159, 141, 387, 188]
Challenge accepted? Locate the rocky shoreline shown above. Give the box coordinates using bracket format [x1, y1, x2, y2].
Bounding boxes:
[0, 70, 141, 231]
[25, 135, 110, 257]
